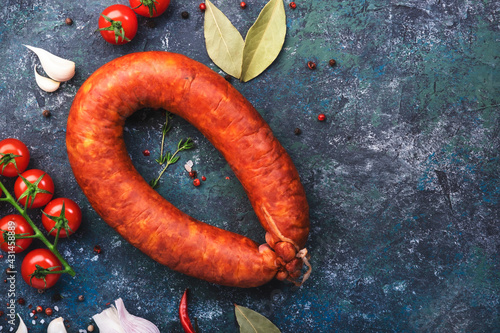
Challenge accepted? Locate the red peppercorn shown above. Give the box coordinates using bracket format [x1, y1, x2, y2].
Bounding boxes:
[193, 179, 201, 187]
[307, 61, 317, 70]
[18, 298, 25, 305]
[240, 2, 247, 9]
[45, 307, 53, 316]
[93, 245, 102, 254]
[329, 59, 337, 67]
[317, 113, 326, 121]
[199, 3, 206, 11]
[289, 2, 297, 9]
[201, 176, 206, 181]
[36, 305, 43, 313]
[189, 171, 197, 178]
[142, 150, 150, 156]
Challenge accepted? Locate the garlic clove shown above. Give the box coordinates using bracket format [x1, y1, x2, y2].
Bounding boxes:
[34, 65, 60, 92]
[92, 305, 126, 333]
[115, 298, 160, 333]
[47, 317, 68, 333]
[15, 314, 28, 333]
[24, 44, 75, 82]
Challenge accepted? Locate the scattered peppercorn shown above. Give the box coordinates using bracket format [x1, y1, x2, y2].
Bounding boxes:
[193, 178, 201, 187]
[87, 324, 95, 332]
[225, 176, 230, 180]
[143, 150, 150, 156]
[18, 298, 26, 305]
[78, 295, 85, 302]
[199, 3, 206, 11]
[329, 59, 336, 67]
[0, 254, 3, 259]
[289, 2, 297, 9]
[201, 176, 206, 181]
[42, 109, 51, 117]
[36, 305, 43, 313]
[181, 11, 190, 19]
[240, 2, 247, 9]
[307, 61, 317, 70]
[32, 310, 37, 314]
[294, 128, 302, 135]
[145, 19, 157, 28]
[317, 113, 326, 121]
[65, 18, 73, 25]
[93, 245, 102, 254]
[189, 170, 197, 178]
[45, 307, 53, 316]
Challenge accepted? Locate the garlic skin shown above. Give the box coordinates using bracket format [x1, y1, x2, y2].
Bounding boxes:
[15, 314, 28, 333]
[34, 65, 60, 92]
[47, 317, 68, 333]
[24, 44, 75, 82]
[92, 299, 160, 333]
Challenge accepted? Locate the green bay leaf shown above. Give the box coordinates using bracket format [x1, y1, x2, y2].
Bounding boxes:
[204, 0, 245, 78]
[240, 0, 286, 82]
[234, 304, 281, 333]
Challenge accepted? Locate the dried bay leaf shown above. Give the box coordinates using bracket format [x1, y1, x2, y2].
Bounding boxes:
[240, 0, 286, 82]
[234, 304, 281, 333]
[204, 0, 245, 78]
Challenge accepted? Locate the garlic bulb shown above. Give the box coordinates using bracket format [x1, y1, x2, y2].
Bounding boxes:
[15, 314, 28, 333]
[24, 44, 75, 82]
[93, 298, 160, 333]
[47, 317, 67, 333]
[34, 65, 60, 92]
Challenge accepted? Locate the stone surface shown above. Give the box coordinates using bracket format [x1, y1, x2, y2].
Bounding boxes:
[0, 0, 499, 332]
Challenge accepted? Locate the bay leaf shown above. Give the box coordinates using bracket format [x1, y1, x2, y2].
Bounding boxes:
[204, 0, 245, 78]
[240, 0, 286, 82]
[234, 304, 281, 333]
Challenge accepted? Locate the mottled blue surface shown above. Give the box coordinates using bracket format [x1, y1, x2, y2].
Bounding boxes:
[0, 0, 499, 332]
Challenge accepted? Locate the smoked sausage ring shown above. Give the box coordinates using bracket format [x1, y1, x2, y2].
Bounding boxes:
[66, 52, 310, 288]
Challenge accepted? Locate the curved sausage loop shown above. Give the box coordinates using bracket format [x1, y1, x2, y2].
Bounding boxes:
[66, 51, 310, 288]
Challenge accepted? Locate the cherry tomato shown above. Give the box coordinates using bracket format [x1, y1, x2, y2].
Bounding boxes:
[0, 215, 34, 253]
[42, 198, 82, 238]
[98, 4, 138, 45]
[0, 138, 30, 177]
[14, 169, 54, 208]
[130, 0, 170, 18]
[21, 249, 62, 289]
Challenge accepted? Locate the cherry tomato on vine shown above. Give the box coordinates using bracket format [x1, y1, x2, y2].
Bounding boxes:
[0, 215, 34, 253]
[42, 198, 82, 238]
[21, 248, 62, 289]
[130, 0, 170, 18]
[14, 169, 54, 209]
[98, 4, 138, 45]
[0, 138, 30, 177]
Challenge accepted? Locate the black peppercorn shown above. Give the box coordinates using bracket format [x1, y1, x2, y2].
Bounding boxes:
[181, 11, 189, 19]
[42, 109, 51, 117]
[78, 294, 85, 302]
[294, 128, 302, 135]
[65, 18, 73, 25]
[329, 59, 336, 67]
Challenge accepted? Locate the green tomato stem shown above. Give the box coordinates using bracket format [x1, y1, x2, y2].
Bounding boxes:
[0, 181, 76, 277]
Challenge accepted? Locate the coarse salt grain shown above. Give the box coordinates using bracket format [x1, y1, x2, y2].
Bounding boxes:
[54, 306, 59, 311]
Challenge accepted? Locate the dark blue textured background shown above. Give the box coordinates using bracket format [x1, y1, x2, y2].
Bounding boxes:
[0, 0, 499, 332]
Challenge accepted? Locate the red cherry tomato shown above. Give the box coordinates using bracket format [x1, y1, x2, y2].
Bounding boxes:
[0, 215, 34, 253]
[42, 198, 82, 238]
[14, 169, 54, 208]
[98, 4, 138, 45]
[130, 0, 170, 18]
[21, 249, 62, 289]
[0, 138, 30, 177]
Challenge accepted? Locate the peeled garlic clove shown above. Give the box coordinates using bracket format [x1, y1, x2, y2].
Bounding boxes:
[34, 65, 60, 92]
[24, 44, 75, 82]
[15, 314, 28, 333]
[93, 305, 126, 333]
[47, 317, 67, 333]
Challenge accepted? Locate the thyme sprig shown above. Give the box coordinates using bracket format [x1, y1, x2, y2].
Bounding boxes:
[150, 138, 195, 189]
[156, 112, 174, 165]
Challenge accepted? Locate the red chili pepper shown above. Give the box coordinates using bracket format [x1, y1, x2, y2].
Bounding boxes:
[179, 289, 195, 333]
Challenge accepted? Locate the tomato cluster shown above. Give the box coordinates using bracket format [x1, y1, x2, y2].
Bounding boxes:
[0, 138, 82, 289]
[98, 0, 170, 45]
